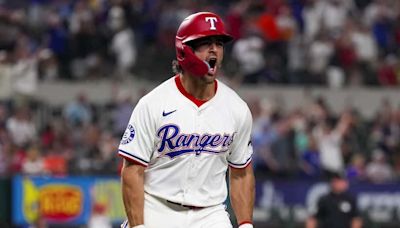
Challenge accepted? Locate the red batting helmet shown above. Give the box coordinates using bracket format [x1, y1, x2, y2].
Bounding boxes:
[175, 12, 233, 76]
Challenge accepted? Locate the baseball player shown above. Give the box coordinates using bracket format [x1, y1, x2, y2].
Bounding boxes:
[118, 12, 255, 228]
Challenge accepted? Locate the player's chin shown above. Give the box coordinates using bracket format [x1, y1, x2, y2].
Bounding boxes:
[204, 73, 217, 83]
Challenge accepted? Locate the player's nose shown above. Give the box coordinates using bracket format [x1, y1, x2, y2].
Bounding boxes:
[209, 42, 219, 52]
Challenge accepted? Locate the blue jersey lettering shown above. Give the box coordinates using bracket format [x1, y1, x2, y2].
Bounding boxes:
[156, 124, 235, 158]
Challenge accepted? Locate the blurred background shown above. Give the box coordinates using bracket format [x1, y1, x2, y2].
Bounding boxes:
[0, 0, 400, 227]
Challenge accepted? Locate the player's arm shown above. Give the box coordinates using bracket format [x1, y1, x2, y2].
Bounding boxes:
[350, 196, 363, 228]
[229, 164, 255, 227]
[121, 159, 146, 226]
[305, 216, 317, 228]
[351, 217, 363, 228]
[335, 111, 353, 136]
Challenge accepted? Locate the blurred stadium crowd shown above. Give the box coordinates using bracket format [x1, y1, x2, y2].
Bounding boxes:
[0, 0, 400, 184]
[0, 0, 400, 85]
[250, 95, 400, 183]
[1, 88, 400, 183]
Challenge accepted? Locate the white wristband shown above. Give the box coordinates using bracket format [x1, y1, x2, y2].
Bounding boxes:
[131, 225, 145, 228]
[238, 224, 253, 228]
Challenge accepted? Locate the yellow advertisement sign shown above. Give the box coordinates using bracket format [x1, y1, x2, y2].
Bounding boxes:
[39, 185, 83, 220]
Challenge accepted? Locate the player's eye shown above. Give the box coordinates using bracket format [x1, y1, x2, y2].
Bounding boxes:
[191, 38, 224, 50]
[215, 41, 224, 47]
[199, 40, 213, 46]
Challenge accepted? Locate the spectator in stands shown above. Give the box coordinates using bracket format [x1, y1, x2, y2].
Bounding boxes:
[351, 22, 378, 67]
[69, 0, 102, 79]
[370, 99, 400, 158]
[372, 10, 392, 55]
[333, 27, 357, 76]
[313, 112, 353, 178]
[111, 89, 134, 137]
[377, 55, 398, 86]
[63, 92, 93, 127]
[302, 0, 324, 43]
[306, 96, 329, 124]
[108, 6, 137, 78]
[9, 33, 39, 106]
[307, 31, 334, 84]
[350, 21, 378, 85]
[43, 144, 68, 176]
[365, 149, 394, 183]
[231, 26, 266, 84]
[293, 110, 309, 154]
[22, 146, 45, 176]
[225, 0, 251, 39]
[70, 123, 101, 174]
[251, 98, 281, 172]
[40, 123, 56, 150]
[276, 4, 297, 42]
[345, 153, 367, 181]
[252, 97, 296, 175]
[0, 51, 13, 98]
[6, 106, 37, 147]
[45, 12, 68, 79]
[9, 144, 27, 174]
[321, 0, 351, 37]
[37, 49, 59, 81]
[299, 135, 321, 178]
[287, 34, 308, 84]
[97, 131, 119, 174]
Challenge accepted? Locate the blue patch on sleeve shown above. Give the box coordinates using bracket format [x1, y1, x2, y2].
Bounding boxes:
[121, 124, 135, 144]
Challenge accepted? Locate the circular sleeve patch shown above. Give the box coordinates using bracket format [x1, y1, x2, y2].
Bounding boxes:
[121, 124, 135, 144]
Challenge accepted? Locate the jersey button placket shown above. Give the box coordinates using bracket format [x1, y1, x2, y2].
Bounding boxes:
[190, 110, 201, 184]
[184, 110, 198, 201]
[198, 110, 203, 156]
[187, 110, 200, 197]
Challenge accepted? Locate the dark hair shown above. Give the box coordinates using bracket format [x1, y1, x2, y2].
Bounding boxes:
[172, 60, 182, 74]
[329, 171, 346, 181]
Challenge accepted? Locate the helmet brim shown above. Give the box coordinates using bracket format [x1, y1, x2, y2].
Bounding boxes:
[181, 31, 233, 44]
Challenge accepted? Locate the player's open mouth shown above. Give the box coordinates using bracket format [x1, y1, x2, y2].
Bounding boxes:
[208, 58, 217, 68]
[207, 58, 217, 74]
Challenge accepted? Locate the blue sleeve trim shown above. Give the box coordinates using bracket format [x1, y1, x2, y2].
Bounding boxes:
[118, 149, 149, 165]
[228, 156, 252, 168]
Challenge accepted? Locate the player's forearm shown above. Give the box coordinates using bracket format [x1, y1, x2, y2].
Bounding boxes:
[305, 217, 317, 228]
[351, 217, 363, 228]
[229, 164, 255, 225]
[121, 160, 145, 226]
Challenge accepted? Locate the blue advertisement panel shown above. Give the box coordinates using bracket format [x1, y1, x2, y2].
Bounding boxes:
[12, 175, 125, 226]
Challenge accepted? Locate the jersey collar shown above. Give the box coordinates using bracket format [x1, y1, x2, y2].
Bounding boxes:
[174, 75, 217, 107]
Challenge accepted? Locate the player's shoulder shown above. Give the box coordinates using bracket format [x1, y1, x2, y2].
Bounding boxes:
[217, 80, 249, 109]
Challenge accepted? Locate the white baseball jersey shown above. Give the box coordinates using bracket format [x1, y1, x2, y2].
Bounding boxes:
[118, 75, 253, 207]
